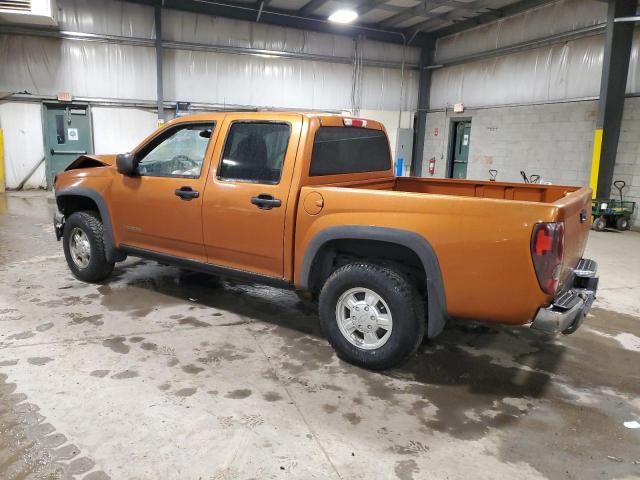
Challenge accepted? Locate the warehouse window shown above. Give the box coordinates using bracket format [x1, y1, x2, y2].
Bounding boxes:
[309, 127, 391, 176]
[136, 123, 215, 178]
[218, 122, 291, 184]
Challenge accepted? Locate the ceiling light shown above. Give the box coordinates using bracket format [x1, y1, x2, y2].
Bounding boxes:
[328, 9, 358, 24]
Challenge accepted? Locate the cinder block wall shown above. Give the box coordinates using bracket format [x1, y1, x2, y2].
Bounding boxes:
[422, 98, 640, 227]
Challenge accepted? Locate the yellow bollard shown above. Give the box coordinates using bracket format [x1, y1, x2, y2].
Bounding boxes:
[589, 129, 603, 200]
[0, 128, 4, 193]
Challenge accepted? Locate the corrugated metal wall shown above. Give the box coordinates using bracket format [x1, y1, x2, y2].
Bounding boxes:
[429, 0, 640, 109]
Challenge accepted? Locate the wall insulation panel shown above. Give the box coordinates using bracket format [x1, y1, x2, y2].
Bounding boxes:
[430, 31, 640, 109]
[0, 35, 157, 100]
[435, 0, 607, 63]
[0, 103, 46, 189]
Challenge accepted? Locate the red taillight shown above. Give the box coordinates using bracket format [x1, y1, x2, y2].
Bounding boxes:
[343, 118, 367, 127]
[531, 222, 564, 295]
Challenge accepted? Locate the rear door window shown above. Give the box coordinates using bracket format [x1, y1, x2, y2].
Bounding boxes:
[218, 122, 291, 184]
[309, 127, 391, 176]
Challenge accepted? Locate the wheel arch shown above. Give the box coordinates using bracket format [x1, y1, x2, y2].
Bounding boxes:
[56, 187, 125, 263]
[300, 226, 447, 338]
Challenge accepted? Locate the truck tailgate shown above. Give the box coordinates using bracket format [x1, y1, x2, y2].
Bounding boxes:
[555, 187, 592, 289]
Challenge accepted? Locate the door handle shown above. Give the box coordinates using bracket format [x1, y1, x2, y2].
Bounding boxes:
[251, 194, 282, 210]
[50, 149, 88, 155]
[175, 186, 199, 200]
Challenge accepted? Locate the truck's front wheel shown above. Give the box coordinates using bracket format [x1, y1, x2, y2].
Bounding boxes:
[63, 211, 114, 283]
[319, 263, 425, 370]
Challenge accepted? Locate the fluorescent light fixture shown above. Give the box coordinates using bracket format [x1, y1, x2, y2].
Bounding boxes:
[328, 9, 358, 24]
[254, 53, 281, 59]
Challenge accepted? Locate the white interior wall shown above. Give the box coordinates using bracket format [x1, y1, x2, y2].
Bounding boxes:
[91, 107, 158, 154]
[0, 103, 46, 189]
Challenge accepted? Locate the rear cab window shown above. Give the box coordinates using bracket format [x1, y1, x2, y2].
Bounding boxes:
[309, 127, 391, 177]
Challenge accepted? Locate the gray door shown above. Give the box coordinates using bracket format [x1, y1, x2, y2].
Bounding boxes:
[450, 121, 471, 179]
[44, 104, 92, 188]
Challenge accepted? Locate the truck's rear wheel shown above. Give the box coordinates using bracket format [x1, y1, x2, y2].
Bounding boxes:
[319, 262, 425, 370]
[63, 211, 114, 283]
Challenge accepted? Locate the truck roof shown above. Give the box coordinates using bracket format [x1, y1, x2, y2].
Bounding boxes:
[161, 111, 386, 131]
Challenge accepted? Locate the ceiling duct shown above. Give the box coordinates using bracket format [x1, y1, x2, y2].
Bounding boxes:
[0, 0, 57, 26]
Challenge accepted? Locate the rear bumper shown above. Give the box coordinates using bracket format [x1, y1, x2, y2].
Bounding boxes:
[531, 258, 598, 334]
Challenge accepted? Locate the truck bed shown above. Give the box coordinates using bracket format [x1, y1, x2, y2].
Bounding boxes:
[298, 176, 592, 324]
[324, 176, 580, 204]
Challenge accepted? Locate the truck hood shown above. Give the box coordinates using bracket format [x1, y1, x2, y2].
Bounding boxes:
[65, 154, 117, 171]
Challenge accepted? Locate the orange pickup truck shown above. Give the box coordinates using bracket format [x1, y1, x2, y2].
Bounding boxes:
[53, 112, 598, 370]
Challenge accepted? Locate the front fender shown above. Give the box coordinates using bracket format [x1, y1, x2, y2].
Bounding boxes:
[55, 186, 125, 263]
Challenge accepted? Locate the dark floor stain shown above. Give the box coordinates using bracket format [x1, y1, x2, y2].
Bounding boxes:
[322, 404, 338, 414]
[102, 336, 130, 354]
[226, 389, 252, 399]
[175, 387, 197, 397]
[263, 391, 283, 402]
[90, 370, 110, 378]
[84, 470, 112, 480]
[97, 283, 172, 317]
[167, 357, 179, 367]
[211, 312, 223, 316]
[0, 359, 18, 366]
[158, 382, 171, 391]
[111, 370, 139, 380]
[68, 456, 95, 475]
[394, 459, 419, 480]
[27, 357, 53, 366]
[197, 342, 249, 364]
[178, 317, 211, 328]
[35, 322, 54, 332]
[7, 331, 35, 340]
[182, 364, 205, 375]
[67, 313, 104, 326]
[141, 342, 157, 351]
[169, 314, 183, 320]
[129, 336, 145, 343]
[342, 412, 361, 425]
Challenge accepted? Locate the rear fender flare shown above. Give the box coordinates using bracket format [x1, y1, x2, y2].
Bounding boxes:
[300, 226, 447, 338]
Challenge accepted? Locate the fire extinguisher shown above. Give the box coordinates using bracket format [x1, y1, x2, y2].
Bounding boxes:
[428, 157, 436, 176]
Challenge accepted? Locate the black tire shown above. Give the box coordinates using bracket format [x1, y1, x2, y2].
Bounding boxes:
[616, 216, 630, 231]
[63, 211, 114, 283]
[592, 216, 607, 232]
[318, 262, 425, 370]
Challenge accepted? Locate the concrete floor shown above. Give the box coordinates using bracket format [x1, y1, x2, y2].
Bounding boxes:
[1, 190, 639, 480]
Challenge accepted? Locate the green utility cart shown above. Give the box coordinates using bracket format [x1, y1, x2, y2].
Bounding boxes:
[592, 181, 636, 231]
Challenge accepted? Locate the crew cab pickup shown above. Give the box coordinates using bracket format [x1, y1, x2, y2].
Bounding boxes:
[53, 112, 598, 370]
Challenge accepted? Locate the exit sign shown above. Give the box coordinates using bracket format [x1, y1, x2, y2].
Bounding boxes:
[57, 92, 72, 102]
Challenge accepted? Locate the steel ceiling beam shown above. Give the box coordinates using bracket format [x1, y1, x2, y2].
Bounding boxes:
[356, 0, 390, 16]
[298, 0, 331, 17]
[379, 0, 479, 28]
[125, 0, 417, 44]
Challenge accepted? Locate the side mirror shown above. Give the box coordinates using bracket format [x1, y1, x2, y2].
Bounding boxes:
[116, 153, 137, 176]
